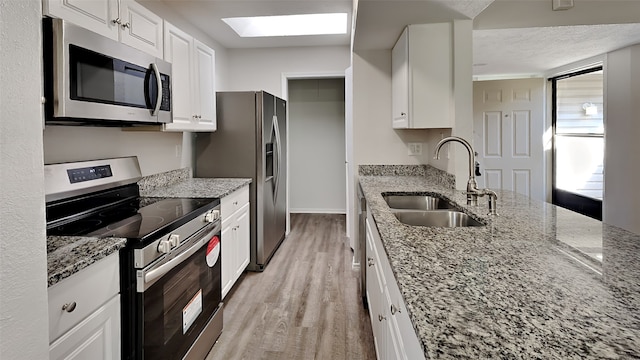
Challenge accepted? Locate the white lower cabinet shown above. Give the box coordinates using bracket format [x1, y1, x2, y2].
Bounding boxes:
[49, 296, 120, 360]
[48, 254, 120, 360]
[366, 215, 426, 360]
[221, 185, 250, 299]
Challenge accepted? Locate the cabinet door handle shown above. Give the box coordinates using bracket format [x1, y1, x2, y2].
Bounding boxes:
[112, 18, 122, 25]
[62, 302, 77, 313]
[401, 112, 406, 116]
[122, 22, 131, 29]
[378, 314, 386, 322]
[367, 257, 374, 267]
[390, 304, 401, 315]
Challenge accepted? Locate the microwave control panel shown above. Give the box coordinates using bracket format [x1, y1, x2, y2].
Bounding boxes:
[161, 74, 171, 111]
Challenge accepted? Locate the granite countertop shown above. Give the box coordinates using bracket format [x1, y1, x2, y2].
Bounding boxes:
[47, 171, 252, 287]
[359, 170, 640, 359]
[47, 236, 126, 287]
[140, 177, 251, 198]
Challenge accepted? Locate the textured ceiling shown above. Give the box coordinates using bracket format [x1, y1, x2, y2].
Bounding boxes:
[353, 0, 494, 50]
[147, 0, 353, 49]
[473, 23, 640, 78]
[145, 0, 640, 77]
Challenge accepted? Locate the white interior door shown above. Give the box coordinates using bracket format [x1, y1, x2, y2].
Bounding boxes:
[473, 78, 545, 201]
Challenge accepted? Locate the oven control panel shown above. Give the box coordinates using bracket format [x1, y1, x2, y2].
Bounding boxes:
[67, 164, 113, 184]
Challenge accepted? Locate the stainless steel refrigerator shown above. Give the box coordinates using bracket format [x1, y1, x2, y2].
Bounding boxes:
[195, 91, 286, 271]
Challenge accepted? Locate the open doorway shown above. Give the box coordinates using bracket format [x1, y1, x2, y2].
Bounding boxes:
[287, 78, 346, 214]
[551, 66, 604, 220]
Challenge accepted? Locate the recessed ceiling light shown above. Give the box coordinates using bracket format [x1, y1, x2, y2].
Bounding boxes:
[222, 13, 348, 37]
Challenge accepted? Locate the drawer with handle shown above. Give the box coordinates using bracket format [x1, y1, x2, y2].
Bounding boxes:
[221, 185, 249, 220]
[48, 254, 119, 343]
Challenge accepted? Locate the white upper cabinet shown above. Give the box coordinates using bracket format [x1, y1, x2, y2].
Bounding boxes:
[391, 23, 453, 129]
[391, 28, 410, 129]
[43, 0, 163, 58]
[193, 39, 217, 131]
[164, 22, 194, 128]
[43, 0, 118, 40]
[119, 0, 163, 58]
[163, 21, 217, 132]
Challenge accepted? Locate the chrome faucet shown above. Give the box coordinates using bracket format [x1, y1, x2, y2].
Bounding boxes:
[433, 136, 498, 215]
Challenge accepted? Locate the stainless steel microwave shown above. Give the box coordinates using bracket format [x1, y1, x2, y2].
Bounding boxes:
[43, 18, 172, 125]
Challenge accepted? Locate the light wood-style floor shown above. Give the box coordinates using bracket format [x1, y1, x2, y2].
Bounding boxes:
[206, 213, 376, 360]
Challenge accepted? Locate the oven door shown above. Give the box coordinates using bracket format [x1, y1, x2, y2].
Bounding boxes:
[136, 223, 222, 360]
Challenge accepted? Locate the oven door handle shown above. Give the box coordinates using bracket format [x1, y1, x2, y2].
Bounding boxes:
[139, 223, 220, 292]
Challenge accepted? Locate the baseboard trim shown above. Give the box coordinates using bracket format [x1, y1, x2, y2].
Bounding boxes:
[290, 209, 346, 214]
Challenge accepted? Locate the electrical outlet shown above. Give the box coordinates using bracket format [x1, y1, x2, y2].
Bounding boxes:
[175, 145, 182, 158]
[408, 142, 422, 156]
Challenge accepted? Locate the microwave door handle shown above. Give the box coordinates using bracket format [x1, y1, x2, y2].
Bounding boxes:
[150, 63, 162, 116]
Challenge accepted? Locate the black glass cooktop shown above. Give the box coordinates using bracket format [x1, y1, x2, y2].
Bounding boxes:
[47, 197, 219, 242]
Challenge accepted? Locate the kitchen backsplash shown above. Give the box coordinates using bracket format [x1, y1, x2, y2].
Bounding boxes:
[358, 165, 455, 189]
[137, 167, 191, 194]
[424, 165, 455, 189]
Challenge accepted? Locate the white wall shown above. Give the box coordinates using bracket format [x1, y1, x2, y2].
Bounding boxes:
[0, 0, 50, 358]
[226, 46, 350, 97]
[43, 126, 185, 176]
[450, 20, 474, 190]
[352, 50, 435, 166]
[289, 78, 346, 213]
[603, 44, 640, 234]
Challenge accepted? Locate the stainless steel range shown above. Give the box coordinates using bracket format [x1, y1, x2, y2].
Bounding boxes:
[45, 157, 223, 360]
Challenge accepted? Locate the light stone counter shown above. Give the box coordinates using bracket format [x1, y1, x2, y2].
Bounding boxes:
[359, 167, 640, 359]
[140, 178, 251, 199]
[47, 236, 126, 287]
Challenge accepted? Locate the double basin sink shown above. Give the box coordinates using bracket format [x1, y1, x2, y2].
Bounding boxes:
[383, 193, 484, 228]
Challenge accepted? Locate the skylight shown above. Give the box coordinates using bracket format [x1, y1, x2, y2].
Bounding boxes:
[222, 13, 348, 37]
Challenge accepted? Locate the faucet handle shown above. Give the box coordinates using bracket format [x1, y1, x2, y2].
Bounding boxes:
[481, 189, 498, 216]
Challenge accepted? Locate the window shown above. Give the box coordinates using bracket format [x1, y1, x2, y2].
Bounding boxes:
[551, 67, 603, 220]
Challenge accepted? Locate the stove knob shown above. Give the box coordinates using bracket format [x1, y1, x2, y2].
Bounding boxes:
[168, 234, 180, 248]
[204, 209, 220, 223]
[157, 239, 172, 254]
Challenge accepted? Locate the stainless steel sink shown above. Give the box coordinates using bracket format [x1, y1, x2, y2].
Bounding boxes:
[392, 210, 484, 227]
[383, 194, 455, 210]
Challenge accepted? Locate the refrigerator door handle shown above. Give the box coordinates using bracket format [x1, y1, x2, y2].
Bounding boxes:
[273, 114, 282, 203]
